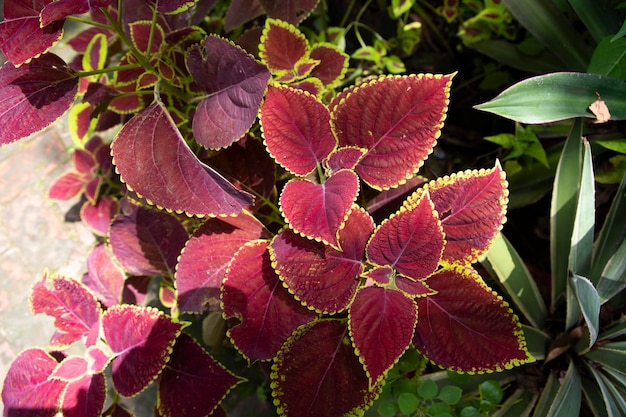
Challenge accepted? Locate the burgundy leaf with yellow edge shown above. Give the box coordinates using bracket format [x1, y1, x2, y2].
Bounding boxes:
[222, 240, 316, 361]
[30, 274, 101, 349]
[82, 243, 125, 308]
[413, 265, 533, 373]
[129, 21, 164, 55]
[61, 372, 106, 417]
[108, 205, 188, 277]
[40, 0, 112, 27]
[176, 211, 269, 313]
[349, 287, 417, 385]
[0, 53, 78, 146]
[1, 348, 67, 417]
[260, 85, 336, 176]
[280, 170, 359, 247]
[111, 101, 253, 216]
[270, 206, 373, 313]
[367, 192, 444, 281]
[271, 320, 382, 417]
[0, 0, 64, 66]
[102, 305, 183, 397]
[330, 74, 453, 190]
[408, 162, 508, 264]
[188, 35, 271, 149]
[309, 44, 349, 86]
[395, 274, 435, 297]
[259, 19, 309, 72]
[324, 147, 366, 174]
[158, 333, 244, 417]
[80, 195, 120, 236]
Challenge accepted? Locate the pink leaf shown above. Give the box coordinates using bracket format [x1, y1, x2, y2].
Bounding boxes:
[324, 147, 366, 175]
[270, 206, 373, 313]
[102, 305, 183, 397]
[330, 74, 453, 189]
[82, 243, 125, 308]
[48, 171, 86, 200]
[413, 266, 533, 373]
[111, 101, 253, 216]
[222, 240, 315, 361]
[349, 287, 417, 385]
[175, 211, 268, 313]
[30, 274, 101, 348]
[50, 356, 87, 381]
[280, 170, 359, 247]
[80, 196, 119, 236]
[260, 85, 336, 176]
[61, 373, 107, 417]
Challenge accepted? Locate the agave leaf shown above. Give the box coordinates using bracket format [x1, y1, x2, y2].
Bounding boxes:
[585, 342, 626, 376]
[475, 73, 626, 123]
[491, 388, 538, 417]
[569, 274, 601, 350]
[469, 40, 564, 74]
[568, 0, 621, 43]
[544, 360, 582, 417]
[596, 238, 626, 303]
[482, 232, 548, 328]
[584, 362, 626, 417]
[598, 319, 626, 341]
[521, 325, 551, 362]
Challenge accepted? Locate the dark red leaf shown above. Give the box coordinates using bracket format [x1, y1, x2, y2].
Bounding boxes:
[1, 348, 67, 417]
[280, 170, 359, 247]
[158, 333, 243, 417]
[0, 53, 78, 146]
[363, 265, 393, 286]
[271, 320, 382, 417]
[260, 85, 336, 176]
[413, 266, 533, 372]
[108, 205, 188, 276]
[155, 0, 196, 14]
[224, 0, 263, 32]
[259, 0, 319, 25]
[367, 192, 444, 280]
[30, 273, 101, 348]
[73, 149, 96, 174]
[40, 0, 112, 27]
[187, 36, 271, 149]
[82, 243, 125, 308]
[395, 274, 435, 297]
[259, 18, 308, 71]
[408, 163, 508, 264]
[270, 206, 373, 313]
[288, 78, 322, 96]
[222, 240, 316, 361]
[349, 287, 417, 385]
[309, 44, 348, 86]
[0, 0, 64, 66]
[129, 21, 164, 55]
[80, 196, 120, 236]
[48, 171, 86, 200]
[175, 211, 268, 313]
[324, 147, 366, 175]
[330, 74, 453, 189]
[102, 305, 183, 397]
[68, 27, 115, 54]
[60, 373, 106, 417]
[84, 176, 102, 204]
[111, 101, 253, 216]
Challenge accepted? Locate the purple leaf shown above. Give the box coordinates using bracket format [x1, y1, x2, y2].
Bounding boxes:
[224, 0, 263, 32]
[30, 273, 101, 348]
[222, 240, 316, 361]
[158, 333, 244, 417]
[187, 35, 271, 149]
[260, 85, 336, 176]
[61, 373, 107, 417]
[0, 53, 78, 146]
[102, 305, 183, 397]
[259, 0, 319, 25]
[82, 243, 125, 308]
[270, 206, 373, 313]
[40, 0, 112, 27]
[80, 196, 120, 236]
[349, 287, 417, 385]
[175, 211, 268, 313]
[111, 101, 253, 216]
[108, 205, 188, 276]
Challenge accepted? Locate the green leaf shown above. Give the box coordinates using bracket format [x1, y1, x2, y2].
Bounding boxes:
[546, 360, 582, 417]
[550, 119, 583, 305]
[398, 392, 420, 414]
[612, 19, 626, 41]
[475, 73, 626, 123]
[588, 37, 626, 80]
[585, 362, 626, 416]
[437, 385, 462, 405]
[597, 238, 626, 302]
[501, 0, 592, 71]
[482, 232, 547, 328]
[569, 274, 601, 349]
[460, 406, 481, 417]
[581, 378, 610, 417]
[491, 388, 538, 417]
[377, 400, 398, 417]
[586, 343, 626, 375]
[521, 325, 551, 361]
[479, 380, 503, 405]
[352, 46, 380, 62]
[595, 139, 626, 154]
[470, 40, 564, 73]
[532, 373, 561, 416]
[390, 0, 415, 18]
[568, 0, 622, 43]
[418, 379, 438, 400]
[598, 318, 626, 341]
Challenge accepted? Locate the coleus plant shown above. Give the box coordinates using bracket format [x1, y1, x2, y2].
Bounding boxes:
[0, 1, 533, 416]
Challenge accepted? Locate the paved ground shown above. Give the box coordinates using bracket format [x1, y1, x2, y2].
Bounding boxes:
[0, 125, 95, 407]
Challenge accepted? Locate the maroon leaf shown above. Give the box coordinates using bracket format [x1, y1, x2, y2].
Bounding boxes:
[271, 320, 382, 417]
[270, 206, 373, 313]
[363, 265, 393, 286]
[349, 287, 417, 385]
[330, 74, 453, 189]
[225, 0, 263, 32]
[187, 36, 271, 149]
[175, 211, 268, 313]
[82, 243, 125, 308]
[129, 21, 164, 55]
[366, 192, 444, 281]
[413, 266, 533, 373]
[159, 333, 244, 417]
[0, 53, 78, 146]
[102, 305, 183, 397]
[260, 85, 336, 176]
[408, 163, 508, 264]
[259, 18, 308, 72]
[111, 101, 253, 216]
[108, 205, 188, 276]
[30, 273, 101, 348]
[280, 170, 359, 247]
[0, 1, 64, 66]
[324, 147, 366, 175]
[156, 0, 197, 13]
[222, 240, 316, 361]
[48, 171, 86, 200]
[309, 44, 348, 86]
[40, 0, 112, 27]
[395, 274, 435, 297]
[80, 196, 120, 236]
[259, 0, 319, 25]
[1, 348, 67, 417]
[61, 373, 107, 417]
